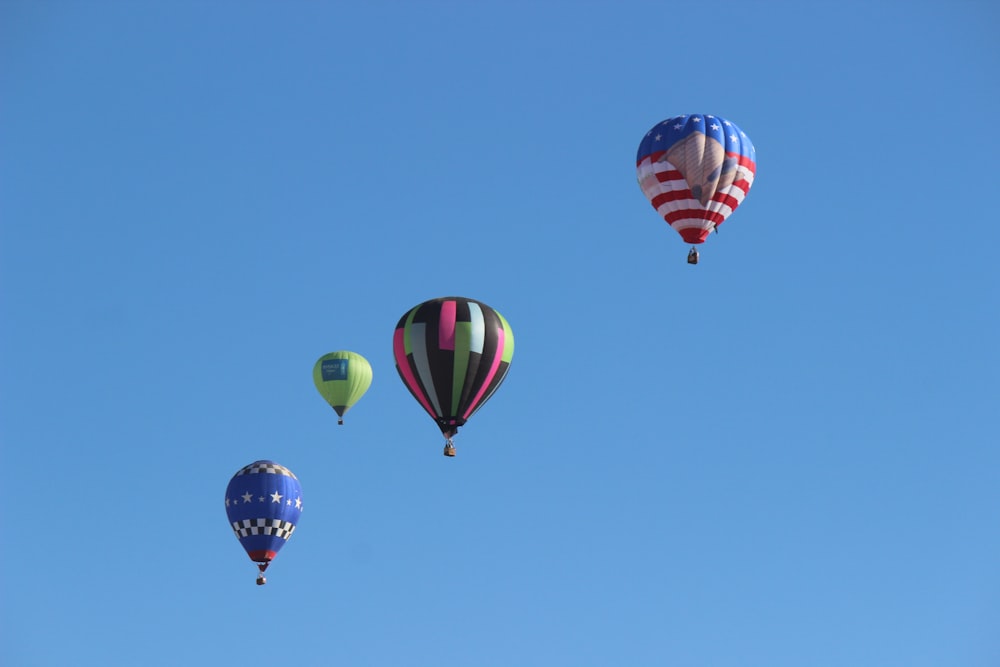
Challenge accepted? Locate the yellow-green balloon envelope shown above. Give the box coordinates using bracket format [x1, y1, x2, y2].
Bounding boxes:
[312, 351, 373, 425]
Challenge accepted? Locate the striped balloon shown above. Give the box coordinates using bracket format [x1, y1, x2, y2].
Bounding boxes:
[637, 114, 756, 245]
[393, 297, 514, 451]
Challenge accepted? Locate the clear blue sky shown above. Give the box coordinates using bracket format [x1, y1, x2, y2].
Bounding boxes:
[2, 2, 998, 665]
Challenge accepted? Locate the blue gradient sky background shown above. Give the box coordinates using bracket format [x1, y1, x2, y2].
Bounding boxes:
[2, 2, 998, 665]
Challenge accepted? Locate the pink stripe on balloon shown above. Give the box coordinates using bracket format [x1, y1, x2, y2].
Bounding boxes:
[462, 326, 505, 420]
[438, 300, 457, 350]
[393, 328, 437, 418]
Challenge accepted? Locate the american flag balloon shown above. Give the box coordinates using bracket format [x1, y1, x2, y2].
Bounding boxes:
[224, 460, 303, 584]
[636, 114, 756, 245]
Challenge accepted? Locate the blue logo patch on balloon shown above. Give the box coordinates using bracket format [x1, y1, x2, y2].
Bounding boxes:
[321, 359, 348, 381]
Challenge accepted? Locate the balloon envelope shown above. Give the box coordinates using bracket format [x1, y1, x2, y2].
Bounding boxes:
[636, 114, 756, 244]
[224, 460, 303, 570]
[393, 296, 514, 439]
[313, 350, 373, 422]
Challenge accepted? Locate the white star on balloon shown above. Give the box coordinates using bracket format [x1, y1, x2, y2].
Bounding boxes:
[295, 497, 303, 510]
[225, 498, 230, 507]
[270, 491, 283, 504]
[242, 492, 253, 503]
[710, 123, 720, 131]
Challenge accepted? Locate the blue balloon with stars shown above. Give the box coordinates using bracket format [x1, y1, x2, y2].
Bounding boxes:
[224, 460, 303, 584]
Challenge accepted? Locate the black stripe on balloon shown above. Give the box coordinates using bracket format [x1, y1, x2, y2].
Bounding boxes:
[471, 359, 511, 417]
[464, 307, 501, 414]
[456, 297, 472, 323]
[451, 297, 478, 415]
[457, 350, 484, 416]
[422, 301, 459, 421]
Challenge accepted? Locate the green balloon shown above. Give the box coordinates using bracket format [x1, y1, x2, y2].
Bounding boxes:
[313, 351, 373, 425]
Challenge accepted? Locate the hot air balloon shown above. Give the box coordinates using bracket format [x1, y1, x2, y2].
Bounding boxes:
[313, 350, 373, 425]
[224, 460, 303, 585]
[636, 114, 756, 264]
[393, 296, 514, 457]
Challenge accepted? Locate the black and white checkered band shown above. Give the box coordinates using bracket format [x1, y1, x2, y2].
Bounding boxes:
[235, 461, 298, 479]
[231, 518, 297, 540]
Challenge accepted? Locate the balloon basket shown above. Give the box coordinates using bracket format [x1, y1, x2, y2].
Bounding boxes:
[443, 443, 456, 457]
[256, 574, 267, 585]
